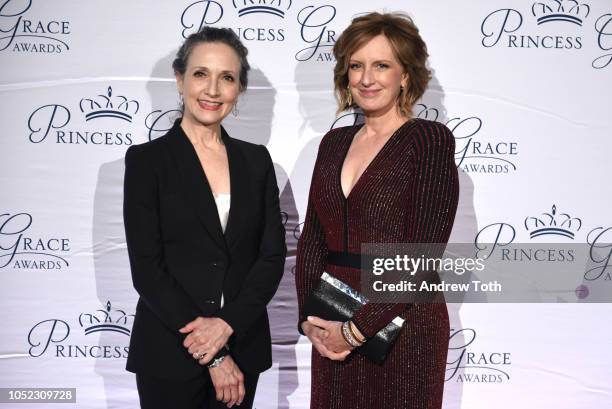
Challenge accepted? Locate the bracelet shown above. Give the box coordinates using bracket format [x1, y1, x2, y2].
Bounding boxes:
[348, 321, 366, 343]
[341, 321, 363, 348]
[207, 354, 226, 368]
[207, 345, 229, 368]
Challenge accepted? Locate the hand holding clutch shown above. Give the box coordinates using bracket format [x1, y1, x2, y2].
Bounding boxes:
[303, 272, 405, 364]
[301, 318, 351, 361]
[307, 316, 354, 358]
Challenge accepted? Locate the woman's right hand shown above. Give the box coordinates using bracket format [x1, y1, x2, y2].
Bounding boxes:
[301, 319, 351, 361]
[208, 355, 245, 408]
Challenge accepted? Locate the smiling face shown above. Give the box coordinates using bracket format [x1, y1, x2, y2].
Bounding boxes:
[176, 42, 241, 129]
[347, 34, 408, 117]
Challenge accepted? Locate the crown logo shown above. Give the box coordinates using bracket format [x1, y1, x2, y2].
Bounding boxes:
[78, 301, 134, 336]
[232, 0, 292, 18]
[79, 86, 140, 122]
[531, 0, 590, 26]
[524, 204, 582, 239]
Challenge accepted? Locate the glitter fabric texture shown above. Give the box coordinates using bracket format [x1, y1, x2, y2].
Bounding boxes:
[296, 118, 459, 408]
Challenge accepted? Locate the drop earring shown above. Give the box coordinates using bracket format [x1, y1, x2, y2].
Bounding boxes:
[347, 85, 353, 107]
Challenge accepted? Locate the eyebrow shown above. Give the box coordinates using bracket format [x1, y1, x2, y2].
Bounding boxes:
[191, 66, 237, 74]
[349, 59, 393, 64]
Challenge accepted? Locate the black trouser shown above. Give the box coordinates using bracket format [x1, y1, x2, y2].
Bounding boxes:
[136, 371, 259, 409]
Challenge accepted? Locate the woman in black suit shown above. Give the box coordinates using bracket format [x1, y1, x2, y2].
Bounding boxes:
[123, 27, 286, 409]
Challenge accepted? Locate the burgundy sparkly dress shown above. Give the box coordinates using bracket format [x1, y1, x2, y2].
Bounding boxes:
[296, 118, 459, 409]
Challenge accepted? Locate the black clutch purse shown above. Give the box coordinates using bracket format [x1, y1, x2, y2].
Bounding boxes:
[303, 272, 405, 365]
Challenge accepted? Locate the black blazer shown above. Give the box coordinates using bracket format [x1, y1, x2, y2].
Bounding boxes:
[123, 120, 286, 379]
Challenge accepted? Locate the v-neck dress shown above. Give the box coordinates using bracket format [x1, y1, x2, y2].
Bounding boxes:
[296, 118, 459, 409]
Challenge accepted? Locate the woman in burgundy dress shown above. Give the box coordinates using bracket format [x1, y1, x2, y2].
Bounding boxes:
[295, 12, 459, 408]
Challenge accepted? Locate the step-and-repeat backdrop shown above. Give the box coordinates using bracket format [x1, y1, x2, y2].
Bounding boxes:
[1, 1, 612, 408]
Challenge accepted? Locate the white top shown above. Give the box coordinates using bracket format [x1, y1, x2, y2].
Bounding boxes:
[214, 193, 231, 233]
[214, 193, 231, 308]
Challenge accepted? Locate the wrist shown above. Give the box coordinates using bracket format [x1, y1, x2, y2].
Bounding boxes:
[217, 317, 234, 337]
[348, 320, 366, 343]
[207, 354, 226, 368]
[341, 321, 364, 348]
[207, 346, 229, 368]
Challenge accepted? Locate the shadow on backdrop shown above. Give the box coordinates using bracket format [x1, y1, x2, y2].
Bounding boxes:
[420, 69, 479, 408]
[225, 69, 300, 409]
[93, 50, 177, 408]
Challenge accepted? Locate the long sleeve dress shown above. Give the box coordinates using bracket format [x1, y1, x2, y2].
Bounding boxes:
[295, 118, 459, 409]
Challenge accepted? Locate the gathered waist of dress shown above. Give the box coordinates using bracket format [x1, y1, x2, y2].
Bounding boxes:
[326, 251, 397, 291]
[327, 251, 364, 270]
[326, 251, 384, 270]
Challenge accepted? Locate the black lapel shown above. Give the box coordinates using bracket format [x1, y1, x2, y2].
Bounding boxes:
[165, 121, 227, 252]
[222, 126, 249, 251]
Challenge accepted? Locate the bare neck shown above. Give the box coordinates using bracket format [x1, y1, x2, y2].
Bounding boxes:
[361, 107, 410, 138]
[180, 120, 224, 149]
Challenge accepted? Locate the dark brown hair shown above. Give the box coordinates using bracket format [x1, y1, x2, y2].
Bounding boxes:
[173, 27, 250, 92]
[333, 12, 431, 116]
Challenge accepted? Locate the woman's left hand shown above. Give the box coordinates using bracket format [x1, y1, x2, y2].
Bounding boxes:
[180, 317, 234, 365]
[307, 316, 353, 356]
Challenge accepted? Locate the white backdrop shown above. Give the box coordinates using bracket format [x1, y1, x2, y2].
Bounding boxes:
[1, 1, 612, 408]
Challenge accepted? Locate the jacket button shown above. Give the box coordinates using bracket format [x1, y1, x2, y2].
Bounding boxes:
[204, 300, 216, 304]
